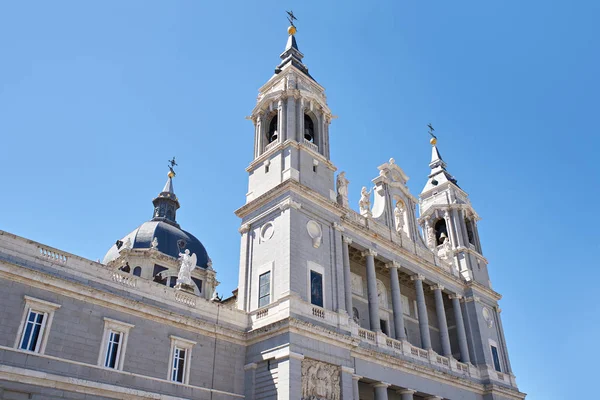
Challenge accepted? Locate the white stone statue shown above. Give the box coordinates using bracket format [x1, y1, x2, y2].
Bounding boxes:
[176, 249, 197, 288]
[123, 237, 132, 250]
[359, 186, 372, 217]
[336, 172, 349, 208]
[151, 237, 159, 250]
[394, 204, 405, 233]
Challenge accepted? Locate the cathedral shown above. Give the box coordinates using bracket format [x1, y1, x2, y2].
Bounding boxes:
[0, 19, 525, 400]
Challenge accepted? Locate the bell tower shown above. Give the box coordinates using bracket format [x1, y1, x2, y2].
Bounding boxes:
[418, 130, 489, 287]
[245, 22, 336, 204]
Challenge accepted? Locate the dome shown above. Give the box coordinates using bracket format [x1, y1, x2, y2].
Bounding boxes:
[102, 220, 210, 269]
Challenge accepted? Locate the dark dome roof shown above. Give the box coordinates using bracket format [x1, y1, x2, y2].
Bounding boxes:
[103, 221, 209, 268]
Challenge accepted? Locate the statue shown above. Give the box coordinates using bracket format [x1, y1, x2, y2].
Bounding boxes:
[359, 186, 372, 217]
[394, 204, 405, 234]
[151, 237, 159, 250]
[438, 234, 453, 260]
[176, 249, 197, 289]
[336, 172, 349, 208]
[123, 237, 132, 250]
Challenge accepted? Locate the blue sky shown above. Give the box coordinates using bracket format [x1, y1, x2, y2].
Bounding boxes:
[1, 1, 598, 398]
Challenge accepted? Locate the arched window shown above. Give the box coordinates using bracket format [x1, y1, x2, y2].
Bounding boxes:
[133, 266, 142, 277]
[464, 218, 475, 245]
[304, 114, 314, 142]
[268, 115, 278, 143]
[434, 219, 449, 246]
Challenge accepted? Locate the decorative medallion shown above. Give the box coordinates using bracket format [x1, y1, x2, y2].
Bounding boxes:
[301, 359, 340, 400]
[306, 220, 322, 248]
[482, 306, 494, 328]
[260, 222, 275, 242]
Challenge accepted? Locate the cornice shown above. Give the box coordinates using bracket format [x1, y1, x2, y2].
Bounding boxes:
[246, 139, 335, 173]
[467, 281, 502, 302]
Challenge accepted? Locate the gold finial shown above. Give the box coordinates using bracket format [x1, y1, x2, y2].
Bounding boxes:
[286, 10, 297, 35]
[168, 170, 175, 178]
[428, 123, 437, 146]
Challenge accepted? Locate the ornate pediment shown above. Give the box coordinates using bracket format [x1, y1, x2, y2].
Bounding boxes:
[301, 359, 341, 400]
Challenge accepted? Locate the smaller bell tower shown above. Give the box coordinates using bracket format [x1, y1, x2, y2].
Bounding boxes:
[418, 129, 489, 286]
[245, 22, 336, 204]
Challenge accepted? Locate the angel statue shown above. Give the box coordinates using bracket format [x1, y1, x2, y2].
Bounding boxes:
[359, 186, 373, 217]
[394, 204, 405, 234]
[176, 249, 197, 289]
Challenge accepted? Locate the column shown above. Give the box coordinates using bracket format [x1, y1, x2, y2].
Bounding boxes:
[431, 285, 452, 357]
[496, 307, 513, 373]
[363, 249, 381, 332]
[398, 389, 416, 400]
[411, 274, 431, 349]
[340, 367, 355, 400]
[388, 261, 406, 340]
[342, 237, 354, 317]
[373, 382, 390, 400]
[471, 218, 482, 253]
[277, 98, 285, 142]
[243, 363, 257, 400]
[352, 375, 361, 400]
[452, 209, 467, 248]
[287, 96, 296, 141]
[450, 294, 470, 363]
[275, 351, 304, 399]
[444, 210, 458, 249]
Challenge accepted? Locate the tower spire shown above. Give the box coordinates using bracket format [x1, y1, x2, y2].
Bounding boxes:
[274, 11, 313, 79]
[421, 125, 458, 193]
[152, 159, 181, 226]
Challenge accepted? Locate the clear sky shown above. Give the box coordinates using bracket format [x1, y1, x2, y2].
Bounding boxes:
[1, 1, 598, 398]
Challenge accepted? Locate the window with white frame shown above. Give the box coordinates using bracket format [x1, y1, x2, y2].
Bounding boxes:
[15, 296, 61, 354]
[98, 318, 134, 370]
[308, 261, 325, 308]
[489, 339, 502, 372]
[169, 335, 196, 384]
[258, 271, 271, 308]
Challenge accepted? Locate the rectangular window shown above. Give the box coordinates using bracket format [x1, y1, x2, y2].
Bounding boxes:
[258, 271, 271, 308]
[171, 347, 187, 383]
[19, 310, 46, 352]
[310, 270, 323, 307]
[168, 335, 196, 384]
[98, 318, 134, 371]
[15, 297, 60, 355]
[491, 345, 502, 372]
[104, 331, 122, 369]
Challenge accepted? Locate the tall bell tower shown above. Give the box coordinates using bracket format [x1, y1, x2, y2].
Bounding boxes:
[236, 19, 344, 318]
[418, 131, 490, 287]
[245, 23, 336, 204]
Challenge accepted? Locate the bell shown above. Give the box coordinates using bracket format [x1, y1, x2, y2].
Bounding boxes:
[304, 128, 314, 142]
[439, 232, 448, 242]
[269, 130, 278, 143]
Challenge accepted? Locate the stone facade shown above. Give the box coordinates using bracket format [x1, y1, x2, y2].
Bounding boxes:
[0, 25, 525, 400]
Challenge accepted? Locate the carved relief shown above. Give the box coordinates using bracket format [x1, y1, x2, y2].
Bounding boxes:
[307, 220, 323, 248]
[301, 359, 340, 400]
[377, 279, 388, 309]
[351, 273, 363, 296]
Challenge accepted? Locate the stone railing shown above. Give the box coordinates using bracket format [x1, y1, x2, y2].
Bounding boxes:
[350, 327, 486, 382]
[265, 140, 279, 153]
[38, 246, 68, 264]
[111, 271, 137, 288]
[358, 328, 376, 343]
[312, 306, 325, 319]
[303, 138, 319, 153]
[345, 210, 367, 227]
[175, 291, 197, 307]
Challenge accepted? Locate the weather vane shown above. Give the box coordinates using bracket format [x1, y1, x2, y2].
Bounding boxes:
[427, 123, 437, 140]
[287, 10, 297, 27]
[168, 157, 178, 176]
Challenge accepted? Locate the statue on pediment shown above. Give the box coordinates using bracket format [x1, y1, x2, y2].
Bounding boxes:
[359, 186, 372, 217]
[336, 172, 349, 208]
[176, 249, 197, 289]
